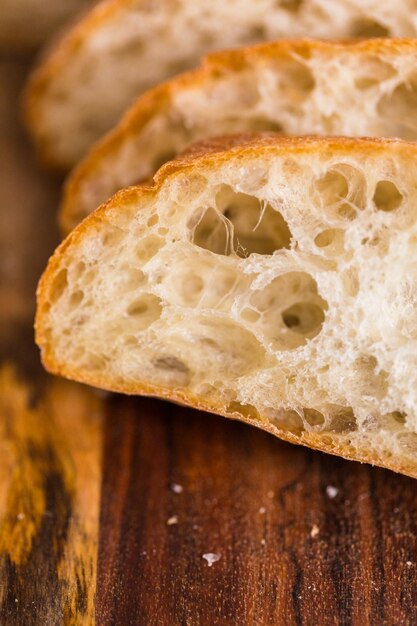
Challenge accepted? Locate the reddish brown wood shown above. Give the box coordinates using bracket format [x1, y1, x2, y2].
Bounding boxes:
[97, 397, 417, 626]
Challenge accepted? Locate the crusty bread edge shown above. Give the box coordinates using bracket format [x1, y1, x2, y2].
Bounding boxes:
[37, 134, 417, 479]
[59, 37, 417, 232]
[23, 0, 141, 170]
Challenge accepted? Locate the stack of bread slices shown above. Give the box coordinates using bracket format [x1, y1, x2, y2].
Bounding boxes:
[26, 0, 417, 478]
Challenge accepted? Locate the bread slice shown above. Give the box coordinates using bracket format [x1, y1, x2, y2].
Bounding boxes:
[36, 134, 417, 478]
[0, 0, 95, 53]
[61, 38, 417, 234]
[24, 0, 417, 169]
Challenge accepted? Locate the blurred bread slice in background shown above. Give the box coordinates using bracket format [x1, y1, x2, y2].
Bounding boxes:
[36, 134, 417, 478]
[24, 0, 417, 168]
[0, 0, 96, 53]
[60, 38, 417, 233]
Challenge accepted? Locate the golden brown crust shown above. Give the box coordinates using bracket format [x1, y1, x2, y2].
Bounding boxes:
[60, 37, 417, 232]
[26, 28, 417, 170]
[36, 134, 417, 479]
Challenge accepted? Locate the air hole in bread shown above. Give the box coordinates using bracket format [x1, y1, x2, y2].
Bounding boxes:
[314, 228, 345, 255]
[191, 189, 292, 257]
[163, 257, 241, 310]
[342, 268, 359, 297]
[102, 227, 124, 247]
[282, 302, 325, 336]
[397, 432, 417, 454]
[276, 59, 315, 101]
[268, 408, 305, 435]
[124, 268, 147, 289]
[151, 355, 191, 387]
[69, 290, 84, 310]
[201, 186, 292, 257]
[373, 180, 403, 212]
[393, 411, 407, 424]
[377, 76, 417, 140]
[248, 272, 327, 350]
[194, 318, 264, 376]
[240, 307, 261, 323]
[227, 401, 261, 420]
[147, 213, 159, 227]
[50, 269, 68, 303]
[126, 293, 162, 330]
[192, 207, 230, 255]
[83, 269, 96, 286]
[315, 164, 366, 220]
[327, 406, 356, 433]
[303, 408, 325, 427]
[154, 355, 189, 374]
[280, 0, 302, 12]
[354, 59, 396, 91]
[175, 273, 204, 306]
[136, 235, 164, 262]
[85, 353, 107, 371]
[123, 335, 138, 346]
[206, 74, 259, 108]
[248, 24, 267, 39]
[365, 410, 406, 433]
[351, 18, 390, 37]
[72, 261, 86, 281]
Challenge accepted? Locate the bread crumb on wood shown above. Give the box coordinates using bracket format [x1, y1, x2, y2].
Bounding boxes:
[167, 515, 178, 525]
[171, 483, 183, 494]
[310, 524, 320, 538]
[202, 553, 221, 567]
[326, 485, 339, 499]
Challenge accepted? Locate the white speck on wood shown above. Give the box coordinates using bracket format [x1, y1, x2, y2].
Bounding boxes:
[310, 524, 319, 538]
[202, 553, 221, 567]
[167, 515, 178, 526]
[171, 483, 183, 494]
[326, 486, 339, 499]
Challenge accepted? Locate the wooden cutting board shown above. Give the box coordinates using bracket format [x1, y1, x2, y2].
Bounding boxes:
[1, 56, 417, 626]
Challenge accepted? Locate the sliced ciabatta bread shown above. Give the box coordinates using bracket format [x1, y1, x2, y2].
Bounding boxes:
[25, 0, 417, 169]
[61, 38, 417, 234]
[0, 0, 95, 53]
[37, 134, 417, 478]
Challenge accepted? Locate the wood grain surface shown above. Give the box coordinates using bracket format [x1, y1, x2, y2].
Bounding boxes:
[1, 53, 417, 626]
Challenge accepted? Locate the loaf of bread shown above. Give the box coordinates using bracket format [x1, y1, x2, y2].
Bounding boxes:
[24, 0, 417, 168]
[0, 0, 95, 52]
[61, 38, 417, 234]
[36, 134, 417, 478]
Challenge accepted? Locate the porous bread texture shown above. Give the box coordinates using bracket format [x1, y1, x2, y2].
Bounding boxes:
[25, 0, 417, 168]
[0, 0, 95, 52]
[62, 38, 417, 234]
[37, 135, 417, 478]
